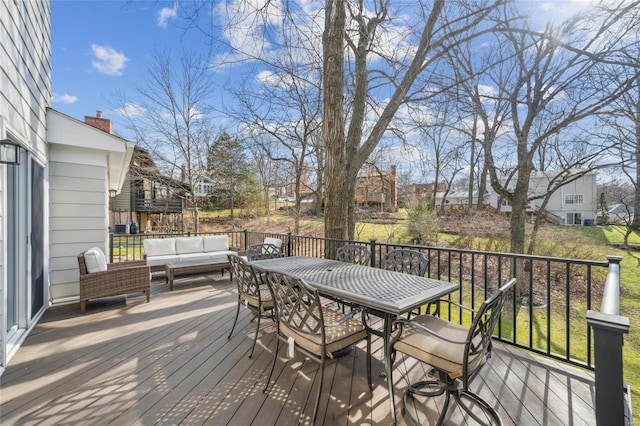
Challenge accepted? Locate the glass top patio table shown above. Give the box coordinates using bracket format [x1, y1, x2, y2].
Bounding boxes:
[250, 256, 458, 317]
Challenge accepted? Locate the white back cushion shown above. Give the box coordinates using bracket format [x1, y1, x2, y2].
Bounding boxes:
[84, 247, 108, 273]
[264, 237, 282, 248]
[176, 237, 203, 254]
[203, 235, 229, 252]
[143, 238, 176, 257]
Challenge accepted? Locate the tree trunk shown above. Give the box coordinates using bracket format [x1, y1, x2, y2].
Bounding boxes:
[477, 153, 488, 210]
[323, 0, 348, 251]
[632, 75, 640, 230]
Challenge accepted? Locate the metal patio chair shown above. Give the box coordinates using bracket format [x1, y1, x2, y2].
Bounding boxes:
[389, 278, 516, 425]
[227, 254, 274, 358]
[336, 243, 371, 266]
[380, 248, 429, 276]
[246, 243, 282, 261]
[262, 269, 372, 425]
[381, 249, 429, 316]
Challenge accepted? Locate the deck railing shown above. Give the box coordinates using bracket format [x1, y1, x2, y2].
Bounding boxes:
[587, 256, 632, 425]
[110, 229, 631, 423]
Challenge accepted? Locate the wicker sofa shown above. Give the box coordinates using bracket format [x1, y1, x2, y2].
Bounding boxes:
[77, 248, 151, 313]
[142, 235, 237, 271]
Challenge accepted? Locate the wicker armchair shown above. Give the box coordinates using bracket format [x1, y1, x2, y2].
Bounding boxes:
[77, 252, 151, 313]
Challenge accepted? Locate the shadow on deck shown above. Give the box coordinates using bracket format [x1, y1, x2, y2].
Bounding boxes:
[0, 274, 595, 425]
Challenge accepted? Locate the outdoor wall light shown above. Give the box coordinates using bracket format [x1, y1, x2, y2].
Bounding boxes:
[0, 139, 21, 165]
[109, 189, 118, 198]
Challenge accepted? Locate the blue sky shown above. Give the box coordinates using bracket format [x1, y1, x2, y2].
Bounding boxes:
[50, 0, 593, 142]
[51, 1, 190, 125]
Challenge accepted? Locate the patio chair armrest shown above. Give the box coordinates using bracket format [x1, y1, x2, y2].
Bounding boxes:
[107, 260, 147, 270]
[324, 306, 365, 327]
[392, 317, 467, 346]
[82, 264, 150, 282]
[426, 299, 479, 316]
[230, 246, 246, 256]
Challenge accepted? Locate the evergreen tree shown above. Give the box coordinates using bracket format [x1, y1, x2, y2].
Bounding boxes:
[207, 132, 253, 218]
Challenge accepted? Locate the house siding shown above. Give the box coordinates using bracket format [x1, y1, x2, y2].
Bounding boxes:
[48, 153, 108, 302]
[0, 0, 51, 372]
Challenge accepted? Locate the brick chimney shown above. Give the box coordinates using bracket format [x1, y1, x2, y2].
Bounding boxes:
[84, 110, 113, 134]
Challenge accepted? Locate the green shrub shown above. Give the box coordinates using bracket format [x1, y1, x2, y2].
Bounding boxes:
[407, 200, 440, 244]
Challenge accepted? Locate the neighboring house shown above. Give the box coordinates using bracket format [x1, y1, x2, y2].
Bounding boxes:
[355, 165, 397, 211]
[110, 145, 186, 233]
[194, 176, 215, 198]
[436, 189, 492, 210]
[83, 112, 186, 234]
[1, 3, 133, 373]
[435, 170, 598, 226]
[398, 182, 447, 207]
[609, 203, 635, 225]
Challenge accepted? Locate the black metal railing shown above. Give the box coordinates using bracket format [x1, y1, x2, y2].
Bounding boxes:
[109, 228, 629, 423]
[110, 229, 612, 371]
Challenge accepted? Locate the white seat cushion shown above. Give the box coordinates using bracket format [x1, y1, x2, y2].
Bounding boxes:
[178, 253, 214, 263]
[203, 235, 229, 252]
[145, 254, 183, 267]
[143, 238, 177, 257]
[210, 250, 237, 263]
[176, 237, 204, 254]
[84, 247, 108, 273]
[264, 237, 282, 248]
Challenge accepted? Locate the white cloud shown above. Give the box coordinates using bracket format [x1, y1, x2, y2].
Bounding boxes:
[115, 102, 146, 117]
[157, 4, 177, 28]
[91, 44, 128, 76]
[52, 93, 78, 104]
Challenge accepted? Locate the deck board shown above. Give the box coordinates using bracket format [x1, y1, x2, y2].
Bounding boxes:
[0, 274, 596, 425]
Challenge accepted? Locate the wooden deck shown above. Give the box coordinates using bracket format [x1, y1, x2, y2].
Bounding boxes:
[0, 274, 596, 425]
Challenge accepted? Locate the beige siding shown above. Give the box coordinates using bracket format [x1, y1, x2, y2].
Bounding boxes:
[49, 159, 108, 301]
[0, 0, 51, 372]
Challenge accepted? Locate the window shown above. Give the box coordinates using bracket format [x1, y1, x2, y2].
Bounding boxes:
[565, 194, 583, 205]
[566, 212, 582, 225]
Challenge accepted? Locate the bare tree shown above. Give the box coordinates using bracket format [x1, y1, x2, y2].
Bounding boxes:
[323, 0, 504, 246]
[599, 42, 640, 232]
[406, 94, 467, 211]
[478, 3, 640, 256]
[605, 180, 637, 246]
[116, 48, 215, 233]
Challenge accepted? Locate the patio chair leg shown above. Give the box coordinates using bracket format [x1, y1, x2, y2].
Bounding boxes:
[80, 300, 86, 313]
[249, 312, 260, 358]
[311, 355, 325, 425]
[264, 332, 280, 393]
[146, 290, 150, 303]
[454, 390, 502, 425]
[228, 297, 241, 340]
[403, 379, 449, 426]
[367, 335, 372, 389]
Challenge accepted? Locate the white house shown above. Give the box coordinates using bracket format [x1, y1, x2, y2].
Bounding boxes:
[435, 170, 598, 225]
[0, 2, 134, 373]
